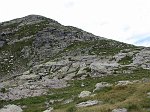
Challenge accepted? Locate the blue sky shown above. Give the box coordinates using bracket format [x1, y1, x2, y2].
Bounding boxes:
[0, 0, 150, 47]
[134, 35, 150, 46]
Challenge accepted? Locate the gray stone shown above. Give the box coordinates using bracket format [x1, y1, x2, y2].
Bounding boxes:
[147, 92, 150, 96]
[0, 104, 23, 112]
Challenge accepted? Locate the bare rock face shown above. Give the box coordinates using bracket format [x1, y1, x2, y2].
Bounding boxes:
[0, 76, 68, 100]
[132, 48, 150, 69]
[90, 62, 119, 77]
[0, 104, 23, 112]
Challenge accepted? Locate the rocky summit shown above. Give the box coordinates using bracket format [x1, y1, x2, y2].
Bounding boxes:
[0, 15, 150, 112]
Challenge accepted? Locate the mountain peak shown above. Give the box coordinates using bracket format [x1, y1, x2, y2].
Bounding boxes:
[21, 14, 47, 20]
[0, 14, 59, 27]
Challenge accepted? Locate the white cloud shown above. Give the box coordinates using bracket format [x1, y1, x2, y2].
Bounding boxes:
[0, 0, 150, 46]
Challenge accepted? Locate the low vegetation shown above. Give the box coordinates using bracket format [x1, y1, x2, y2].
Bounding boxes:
[118, 55, 133, 65]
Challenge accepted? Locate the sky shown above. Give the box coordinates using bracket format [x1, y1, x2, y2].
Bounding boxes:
[0, 0, 150, 47]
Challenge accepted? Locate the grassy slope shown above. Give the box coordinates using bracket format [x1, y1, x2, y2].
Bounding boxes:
[52, 39, 138, 61]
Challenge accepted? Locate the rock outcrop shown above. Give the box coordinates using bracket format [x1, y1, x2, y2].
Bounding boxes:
[0, 104, 22, 112]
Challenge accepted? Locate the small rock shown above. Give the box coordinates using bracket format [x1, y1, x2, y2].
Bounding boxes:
[78, 91, 91, 98]
[0, 104, 23, 112]
[4, 59, 8, 61]
[76, 100, 100, 107]
[10, 56, 14, 58]
[81, 82, 85, 87]
[112, 108, 127, 112]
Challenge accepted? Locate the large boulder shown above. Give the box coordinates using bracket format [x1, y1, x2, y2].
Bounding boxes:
[0, 104, 23, 112]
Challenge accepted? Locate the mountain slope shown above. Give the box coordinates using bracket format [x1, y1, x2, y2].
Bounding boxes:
[0, 15, 104, 77]
[0, 15, 150, 112]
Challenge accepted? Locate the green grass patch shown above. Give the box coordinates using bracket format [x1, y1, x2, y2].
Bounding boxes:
[118, 55, 133, 65]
